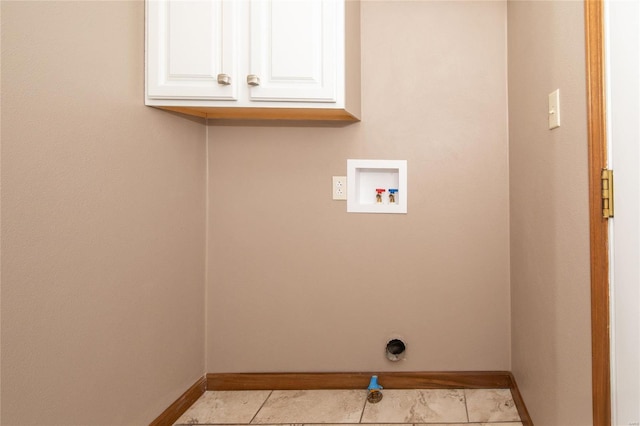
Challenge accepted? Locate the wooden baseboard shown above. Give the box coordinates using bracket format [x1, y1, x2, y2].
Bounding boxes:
[153, 372, 532, 426]
[507, 372, 533, 426]
[206, 371, 513, 390]
[149, 376, 206, 426]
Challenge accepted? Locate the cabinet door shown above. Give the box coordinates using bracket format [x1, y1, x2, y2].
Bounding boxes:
[248, 0, 339, 103]
[147, 0, 237, 100]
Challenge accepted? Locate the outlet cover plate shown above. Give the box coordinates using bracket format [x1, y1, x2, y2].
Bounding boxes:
[332, 176, 347, 200]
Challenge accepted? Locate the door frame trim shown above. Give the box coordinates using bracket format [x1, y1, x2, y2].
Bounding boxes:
[584, 0, 611, 424]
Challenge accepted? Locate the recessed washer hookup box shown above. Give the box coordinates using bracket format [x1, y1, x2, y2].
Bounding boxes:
[346, 159, 407, 214]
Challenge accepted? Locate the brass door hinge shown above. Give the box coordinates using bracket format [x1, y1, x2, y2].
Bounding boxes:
[602, 169, 614, 218]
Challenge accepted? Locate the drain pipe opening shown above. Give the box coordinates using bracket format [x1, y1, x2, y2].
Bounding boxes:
[385, 339, 406, 362]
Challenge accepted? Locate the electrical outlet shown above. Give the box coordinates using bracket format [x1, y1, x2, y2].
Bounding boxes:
[332, 176, 347, 200]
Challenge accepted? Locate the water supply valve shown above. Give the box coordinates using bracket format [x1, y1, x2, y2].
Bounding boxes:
[388, 189, 398, 204]
[375, 188, 386, 204]
[367, 375, 383, 403]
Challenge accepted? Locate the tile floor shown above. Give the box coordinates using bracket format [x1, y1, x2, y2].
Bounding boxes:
[174, 388, 522, 425]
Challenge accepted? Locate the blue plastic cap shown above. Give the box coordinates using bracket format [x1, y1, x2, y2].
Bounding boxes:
[367, 375, 383, 391]
[388, 189, 398, 194]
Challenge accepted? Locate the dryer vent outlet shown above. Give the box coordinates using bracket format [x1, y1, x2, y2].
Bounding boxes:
[385, 338, 406, 362]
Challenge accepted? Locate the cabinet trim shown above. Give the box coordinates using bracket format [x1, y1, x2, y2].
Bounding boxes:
[155, 106, 360, 122]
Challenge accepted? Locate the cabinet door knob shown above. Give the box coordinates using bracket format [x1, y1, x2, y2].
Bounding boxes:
[247, 74, 261, 86]
[217, 73, 231, 85]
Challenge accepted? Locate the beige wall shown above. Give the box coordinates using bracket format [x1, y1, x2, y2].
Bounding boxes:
[508, 1, 592, 424]
[1, 0, 596, 423]
[206, 1, 511, 373]
[1, 1, 206, 425]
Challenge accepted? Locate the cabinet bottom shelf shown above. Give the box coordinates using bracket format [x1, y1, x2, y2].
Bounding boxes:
[153, 106, 360, 122]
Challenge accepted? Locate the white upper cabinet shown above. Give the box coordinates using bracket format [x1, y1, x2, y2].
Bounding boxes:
[248, 0, 337, 103]
[147, 0, 237, 100]
[145, 0, 360, 121]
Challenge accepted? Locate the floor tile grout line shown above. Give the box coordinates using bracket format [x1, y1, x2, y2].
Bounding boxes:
[248, 390, 274, 425]
[358, 393, 368, 424]
[463, 388, 471, 423]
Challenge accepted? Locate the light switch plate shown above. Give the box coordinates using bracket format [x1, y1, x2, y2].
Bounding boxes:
[549, 89, 560, 129]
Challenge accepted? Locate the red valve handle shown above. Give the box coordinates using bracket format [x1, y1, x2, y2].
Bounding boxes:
[376, 188, 386, 193]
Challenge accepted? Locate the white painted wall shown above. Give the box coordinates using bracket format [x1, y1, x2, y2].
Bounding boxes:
[606, 1, 640, 424]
